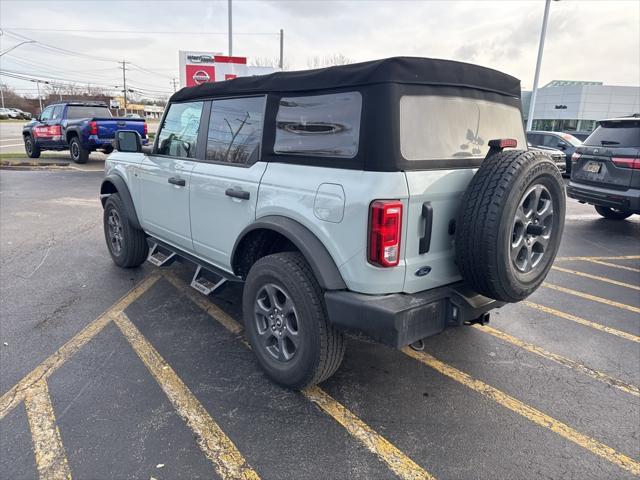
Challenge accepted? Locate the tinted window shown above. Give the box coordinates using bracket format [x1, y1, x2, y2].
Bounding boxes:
[51, 105, 64, 120]
[274, 92, 362, 158]
[156, 101, 204, 158]
[400, 95, 525, 160]
[527, 133, 542, 145]
[40, 107, 54, 121]
[67, 106, 112, 119]
[584, 121, 640, 148]
[206, 96, 265, 165]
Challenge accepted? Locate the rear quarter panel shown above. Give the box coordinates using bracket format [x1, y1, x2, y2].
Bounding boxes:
[257, 163, 409, 294]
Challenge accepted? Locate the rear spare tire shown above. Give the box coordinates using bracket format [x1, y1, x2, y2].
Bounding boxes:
[455, 150, 565, 302]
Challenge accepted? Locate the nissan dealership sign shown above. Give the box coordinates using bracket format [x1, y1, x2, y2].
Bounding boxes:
[178, 50, 275, 88]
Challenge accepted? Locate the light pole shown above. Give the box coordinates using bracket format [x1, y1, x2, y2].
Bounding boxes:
[526, 0, 553, 132]
[228, 0, 233, 56]
[30, 79, 49, 113]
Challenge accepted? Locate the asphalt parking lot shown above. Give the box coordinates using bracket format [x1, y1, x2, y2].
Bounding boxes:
[1, 167, 638, 479]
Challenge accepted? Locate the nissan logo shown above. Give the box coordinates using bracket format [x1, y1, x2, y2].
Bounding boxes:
[192, 70, 211, 85]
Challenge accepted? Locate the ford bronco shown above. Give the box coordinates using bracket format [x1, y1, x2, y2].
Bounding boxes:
[101, 57, 565, 389]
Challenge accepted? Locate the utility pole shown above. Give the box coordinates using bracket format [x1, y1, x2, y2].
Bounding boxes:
[34, 80, 43, 113]
[171, 78, 178, 92]
[279, 29, 284, 70]
[228, 0, 233, 56]
[121, 61, 128, 114]
[0, 84, 4, 109]
[527, 0, 552, 132]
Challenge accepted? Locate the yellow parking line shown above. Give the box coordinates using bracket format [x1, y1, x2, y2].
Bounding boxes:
[113, 311, 260, 480]
[551, 266, 640, 292]
[581, 259, 640, 273]
[0, 273, 161, 421]
[556, 255, 640, 261]
[542, 283, 640, 314]
[402, 348, 640, 476]
[303, 386, 434, 480]
[523, 301, 640, 343]
[473, 325, 640, 397]
[24, 379, 72, 480]
[164, 273, 433, 480]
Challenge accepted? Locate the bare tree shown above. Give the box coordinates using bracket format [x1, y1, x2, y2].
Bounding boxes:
[250, 56, 289, 71]
[306, 53, 353, 69]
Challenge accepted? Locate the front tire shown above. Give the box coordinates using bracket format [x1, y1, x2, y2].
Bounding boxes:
[103, 193, 148, 268]
[69, 137, 89, 164]
[242, 252, 345, 390]
[24, 135, 41, 159]
[594, 205, 633, 220]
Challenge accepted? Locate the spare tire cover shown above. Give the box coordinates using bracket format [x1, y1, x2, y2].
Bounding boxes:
[455, 149, 565, 302]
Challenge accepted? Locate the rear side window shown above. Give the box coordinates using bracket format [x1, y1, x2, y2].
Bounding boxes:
[274, 92, 362, 158]
[584, 121, 640, 147]
[67, 106, 111, 119]
[206, 96, 265, 165]
[400, 95, 525, 161]
[51, 105, 64, 120]
[156, 101, 204, 158]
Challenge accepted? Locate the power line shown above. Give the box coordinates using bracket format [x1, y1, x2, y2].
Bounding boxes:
[3, 27, 279, 36]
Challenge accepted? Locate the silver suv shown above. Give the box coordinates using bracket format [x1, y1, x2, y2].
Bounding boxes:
[101, 57, 565, 389]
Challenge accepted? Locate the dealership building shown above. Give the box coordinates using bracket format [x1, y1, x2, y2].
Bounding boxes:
[522, 80, 640, 134]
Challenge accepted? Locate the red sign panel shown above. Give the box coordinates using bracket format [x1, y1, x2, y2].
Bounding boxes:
[33, 125, 62, 138]
[185, 65, 216, 87]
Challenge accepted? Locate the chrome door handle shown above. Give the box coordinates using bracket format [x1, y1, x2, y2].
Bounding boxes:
[168, 176, 186, 187]
[225, 188, 250, 200]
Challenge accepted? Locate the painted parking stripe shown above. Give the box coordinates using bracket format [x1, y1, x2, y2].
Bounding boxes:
[551, 266, 640, 292]
[473, 325, 640, 397]
[163, 272, 434, 480]
[543, 283, 640, 314]
[0, 273, 161, 421]
[523, 301, 640, 343]
[556, 255, 640, 261]
[402, 348, 640, 476]
[113, 311, 260, 480]
[581, 259, 640, 274]
[24, 379, 72, 480]
[303, 386, 434, 480]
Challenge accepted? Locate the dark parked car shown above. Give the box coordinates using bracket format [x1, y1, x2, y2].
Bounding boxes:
[567, 116, 640, 220]
[527, 142, 566, 173]
[527, 130, 582, 174]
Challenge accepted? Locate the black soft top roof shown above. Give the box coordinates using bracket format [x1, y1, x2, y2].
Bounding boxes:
[170, 56, 521, 103]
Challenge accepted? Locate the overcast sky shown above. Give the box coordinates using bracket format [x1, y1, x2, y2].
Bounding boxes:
[0, 0, 638, 99]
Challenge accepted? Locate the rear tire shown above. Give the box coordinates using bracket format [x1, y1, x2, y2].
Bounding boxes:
[103, 193, 148, 268]
[69, 136, 89, 164]
[594, 205, 633, 220]
[242, 252, 345, 390]
[455, 150, 565, 302]
[24, 135, 41, 159]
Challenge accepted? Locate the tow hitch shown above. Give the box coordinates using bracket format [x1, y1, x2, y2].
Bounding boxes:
[464, 312, 490, 326]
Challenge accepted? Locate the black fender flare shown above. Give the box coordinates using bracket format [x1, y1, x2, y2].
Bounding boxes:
[65, 127, 82, 144]
[100, 174, 142, 230]
[232, 216, 347, 291]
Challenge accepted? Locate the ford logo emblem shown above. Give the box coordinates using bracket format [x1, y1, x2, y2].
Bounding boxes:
[415, 266, 432, 277]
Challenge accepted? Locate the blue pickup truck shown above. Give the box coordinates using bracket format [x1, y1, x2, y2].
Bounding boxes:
[23, 102, 147, 163]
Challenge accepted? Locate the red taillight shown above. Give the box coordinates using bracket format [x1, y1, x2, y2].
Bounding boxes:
[368, 200, 403, 268]
[612, 157, 640, 169]
[488, 138, 518, 149]
[143, 122, 148, 136]
[89, 121, 98, 135]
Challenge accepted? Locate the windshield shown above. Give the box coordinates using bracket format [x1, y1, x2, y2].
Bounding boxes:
[66, 106, 112, 119]
[584, 121, 640, 147]
[400, 95, 525, 160]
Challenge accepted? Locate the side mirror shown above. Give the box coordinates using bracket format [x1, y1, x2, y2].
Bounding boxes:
[557, 141, 568, 150]
[115, 130, 142, 153]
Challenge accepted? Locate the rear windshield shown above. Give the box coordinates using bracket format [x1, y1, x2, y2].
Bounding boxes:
[584, 121, 640, 147]
[400, 95, 525, 161]
[66, 106, 112, 119]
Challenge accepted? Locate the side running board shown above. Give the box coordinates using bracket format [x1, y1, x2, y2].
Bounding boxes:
[190, 265, 227, 295]
[147, 242, 177, 267]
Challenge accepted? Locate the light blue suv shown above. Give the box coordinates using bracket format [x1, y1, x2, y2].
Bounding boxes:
[101, 57, 565, 389]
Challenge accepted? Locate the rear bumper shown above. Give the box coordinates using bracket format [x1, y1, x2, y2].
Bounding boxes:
[324, 283, 503, 348]
[567, 181, 640, 212]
